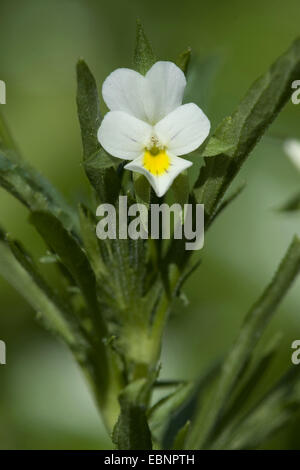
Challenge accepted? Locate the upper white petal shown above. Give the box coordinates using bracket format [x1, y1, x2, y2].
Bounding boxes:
[98, 111, 152, 160]
[284, 139, 300, 172]
[145, 61, 187, 123]
[154, 103, 210, 156]
[101, 61, 186, 124]
[124, 154, 192, 197]
[102, 68, 149, 121]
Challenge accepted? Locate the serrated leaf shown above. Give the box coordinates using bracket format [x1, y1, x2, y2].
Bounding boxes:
[200, 135, 235, 158]
[186, 236, 300, 449]
[134, 20, 156, 75]
[113, 379, 153, 450]
[194, 38, 300, 224]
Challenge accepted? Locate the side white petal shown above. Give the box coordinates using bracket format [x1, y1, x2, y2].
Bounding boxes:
[124, 154, 192, 197]
[102, 68, 149, 121]
[98, 111, 152, 160]
[155, 103, 210, 156]
[145, 61, 187, 123]
[284, 139, 300, 172]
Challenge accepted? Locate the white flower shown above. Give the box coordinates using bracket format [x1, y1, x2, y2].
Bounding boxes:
[97, 61, 210, 197]
[284, 139, 300, 172]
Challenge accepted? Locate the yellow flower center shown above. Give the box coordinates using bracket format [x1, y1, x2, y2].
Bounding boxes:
[143, 148, 170, 176]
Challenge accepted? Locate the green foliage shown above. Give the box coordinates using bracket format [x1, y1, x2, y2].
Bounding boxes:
[76, 60, 120, 203]
[0, 229, 80, 347]
[186, 236, 300, 449]
[194, 38, 300, 224]
[278, 191, 300, 212]
[176, 47, 191, 75]
[113, 380, 153, 450]
[0, 21, 300, 450]
[134, 20, 156, 75]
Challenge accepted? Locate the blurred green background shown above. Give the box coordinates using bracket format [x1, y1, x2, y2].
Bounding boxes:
[0, 0, 300, 449]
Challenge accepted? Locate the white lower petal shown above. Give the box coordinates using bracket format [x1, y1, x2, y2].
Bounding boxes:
[98, 111, 152, 160]
[154, 103, 210, 156]
[284, 139, 300, 172]
[124, 154, 192, 197]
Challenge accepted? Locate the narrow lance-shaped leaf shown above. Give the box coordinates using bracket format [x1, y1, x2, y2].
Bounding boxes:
[134, 20, 156, 75]
[29, 210, 106, 336]
[148, 382, 193, 437]
[0, 228, 80, 347]
[0, 152, 78, 231]
[76, 59, 102, 160]
[213, 368, 300, 450]
[212, 334, 282, 440]
[194, 38, 300, 224]
[76, 60, 120, 203]
[186, 236, 300, 449]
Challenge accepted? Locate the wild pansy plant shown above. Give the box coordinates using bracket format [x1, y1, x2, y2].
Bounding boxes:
[1, 22, 300, 449]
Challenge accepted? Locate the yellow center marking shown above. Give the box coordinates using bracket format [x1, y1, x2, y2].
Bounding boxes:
[143, 149, 170, 176]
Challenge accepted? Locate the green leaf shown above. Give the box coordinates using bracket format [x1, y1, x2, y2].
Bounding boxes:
[29, 210, 104, 333]
[194, 38, 300, 224]
[76, 59, 102, 160]
[176, 47, 191, 75]
[186, 236, 300, 449]
[278, 191, 300, 212]
[83, 150, 121, 204]
[79, 203, 108, 281]
[200, 134, 235, 158]
[212, 334, 281, 442]
[134, 20, 156, 75]
[172, 421, 191, 450]
[113, 379, 153, 450]
[214, 368, 300, 450]
[172, 171, 189, 210]
[0, 150, 78, 232]
[0, 229, 80, 347]
[76, 60, 121, 203]
[148, 382, 193, 438]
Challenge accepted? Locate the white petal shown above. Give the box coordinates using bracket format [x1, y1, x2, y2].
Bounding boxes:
[98, 111, 152, 160]
[155, 103, 210, 156]
[124, 154, 192, 197]
[102, 68, 149, 121]
[145, 61, 186, 123]
[284, 139, 300, 172]
[102, 62, 186, 124]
